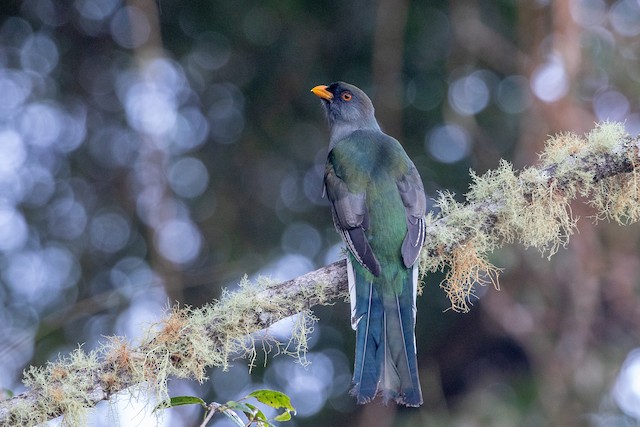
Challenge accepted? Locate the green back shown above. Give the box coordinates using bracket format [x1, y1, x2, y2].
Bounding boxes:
[328, 130, 413, 292]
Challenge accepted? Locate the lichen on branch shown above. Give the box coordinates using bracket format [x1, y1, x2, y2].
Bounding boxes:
[1, 122, 639, 426]
[0, 272, 344, 426]
[420, 122, 640, 311]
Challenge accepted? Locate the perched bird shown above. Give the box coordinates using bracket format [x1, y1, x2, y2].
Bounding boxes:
[311, 82, 426, 406]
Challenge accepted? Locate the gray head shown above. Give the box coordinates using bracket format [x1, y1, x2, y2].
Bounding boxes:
[311, 82, 381, 146]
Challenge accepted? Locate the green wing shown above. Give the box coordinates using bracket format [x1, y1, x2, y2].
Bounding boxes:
[324, 130, 426, 274]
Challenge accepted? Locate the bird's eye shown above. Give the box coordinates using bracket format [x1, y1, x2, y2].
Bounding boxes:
[341, 92, 352, 101]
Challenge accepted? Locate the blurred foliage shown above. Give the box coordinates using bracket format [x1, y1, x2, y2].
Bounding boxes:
[2, 0, 640, 426]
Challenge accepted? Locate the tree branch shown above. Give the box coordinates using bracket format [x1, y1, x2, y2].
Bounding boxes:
[1, 123, 639, 425]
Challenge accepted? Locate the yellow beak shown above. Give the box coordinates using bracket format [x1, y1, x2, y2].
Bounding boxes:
[311, 85, 333, 100]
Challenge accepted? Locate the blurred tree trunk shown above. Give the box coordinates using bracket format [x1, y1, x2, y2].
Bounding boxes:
[516, 2, 600, 423]
[372, 0, 409, 141]
[127, 0, 187, 302]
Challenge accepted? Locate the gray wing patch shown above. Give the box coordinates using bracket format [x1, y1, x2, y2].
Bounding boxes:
[397, 166, 427, 268]
[325, 163, 381, 276]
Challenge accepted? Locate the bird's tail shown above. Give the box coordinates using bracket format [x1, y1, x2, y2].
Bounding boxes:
[349, 260, 422, 406]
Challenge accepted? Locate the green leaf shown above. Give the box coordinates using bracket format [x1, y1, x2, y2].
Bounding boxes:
[169, 396, 208, 407]
[243, 403, 268, 422]
[248, 389, 296, 414]
[273, 411, 292, 422]
[224, 400, 254, 414]
[220, 407, 246, 427]
[154, 395, 207, 412]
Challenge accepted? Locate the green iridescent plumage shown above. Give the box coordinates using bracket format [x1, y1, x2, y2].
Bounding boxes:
[312, 82, 426, 406]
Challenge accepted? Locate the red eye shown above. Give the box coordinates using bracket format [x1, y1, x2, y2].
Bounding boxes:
[341, 92, 352, 101]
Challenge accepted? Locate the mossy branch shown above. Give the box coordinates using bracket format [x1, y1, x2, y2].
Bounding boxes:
[1, 123, 639, 426]
[0, 264, 348, 426]
[419, 123, 640, 310]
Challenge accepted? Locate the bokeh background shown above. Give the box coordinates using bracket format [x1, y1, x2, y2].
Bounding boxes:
[2, 0, 640, 425]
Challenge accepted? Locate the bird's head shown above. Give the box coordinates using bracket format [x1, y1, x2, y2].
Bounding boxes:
[311, 82, 380, 144]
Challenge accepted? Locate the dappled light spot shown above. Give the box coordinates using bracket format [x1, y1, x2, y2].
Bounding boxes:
[613, 349, 640, 419]
[264, 351, 350, 418]
[46, 198, 87, 240]
[531, 56, 569, 103]
[570, 0, 607, 28]
[154, 218, 203, 265]
[90, 210, 131, 253]
[0, 130, 27, 177]
[20, 33, 58, 75]
[281, 222, 322, 259]
[426, 123, 471, 164]
[20, 164, 55, 207]
[610, 0, 640, 37]
[168, 157, 209, 199]
[258, 254, 314, 282]
[593, 89, 630, 121]
[3, 245, 79, 309]
[210, 364, 251, 401]
[448, 71, 491, 116]
[170, 107, 210, 154]
[110, 6, 150, 49]
[110, 257, 156, 296]
[125, 81, 178, 137]
[74, 0, 119, 22]
[115, 289, 168, 342]
[0, 206, 28, 252]
[0, 70, 32, 112]
[19, 102, 64, 148]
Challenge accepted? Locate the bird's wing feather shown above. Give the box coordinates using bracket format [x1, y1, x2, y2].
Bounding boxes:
[397, 165, 427, 268]
[325, 159, 381, 276]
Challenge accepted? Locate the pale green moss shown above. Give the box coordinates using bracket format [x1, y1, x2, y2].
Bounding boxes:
[515, 167, 577, 256]
[434, 191, 476, 246]
[426, 122, 632, 309]
[439, 242, 501, 312]
[466, 160, 518, 202]
[540, 131, 585, 167]
[466, 160, 520, 244]
[5, 398, 40, 426]
[8, 272, 319, 425]
[586, 121, 628, 154]
[283, 309, 317, 366]
[21, 347, 101, 426]
[421, 189, 503, 311]
[586, 123, 639, 224]
[591, 172, 640, 224]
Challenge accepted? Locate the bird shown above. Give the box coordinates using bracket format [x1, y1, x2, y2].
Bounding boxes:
[311, 82, 426, 407]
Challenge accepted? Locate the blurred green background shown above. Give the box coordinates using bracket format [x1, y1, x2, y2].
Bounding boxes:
[2, 0, 640, 425]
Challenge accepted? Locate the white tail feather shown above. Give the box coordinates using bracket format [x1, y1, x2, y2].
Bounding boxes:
[396, 294, 413, 390]
[356, 282, 374, 389]
[347, 257, 360, 329]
